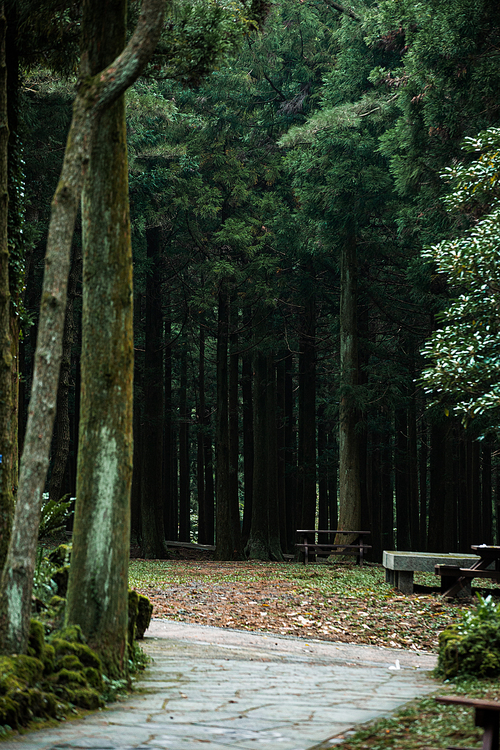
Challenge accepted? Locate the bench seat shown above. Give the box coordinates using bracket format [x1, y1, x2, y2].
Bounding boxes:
[383, 551, 477, 594]
[296, 530, 371, 566]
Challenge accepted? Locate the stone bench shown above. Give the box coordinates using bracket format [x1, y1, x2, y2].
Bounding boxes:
[383, 551, 478, 594]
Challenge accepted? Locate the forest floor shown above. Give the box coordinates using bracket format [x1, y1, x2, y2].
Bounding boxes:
[128, 555, 499, 653]
[128, 555, 500, 750]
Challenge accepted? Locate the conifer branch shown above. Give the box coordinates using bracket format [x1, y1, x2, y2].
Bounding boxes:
[320, 0, 360, 21]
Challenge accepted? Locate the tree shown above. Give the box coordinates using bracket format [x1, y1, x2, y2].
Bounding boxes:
[64, 0, 139, 677]
[0, 0, 166, 656]
[0, 1, 12, 571]
[421, 128, 500, 427]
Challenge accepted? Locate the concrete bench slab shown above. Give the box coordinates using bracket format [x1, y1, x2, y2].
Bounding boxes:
[383, 551, 478, 594]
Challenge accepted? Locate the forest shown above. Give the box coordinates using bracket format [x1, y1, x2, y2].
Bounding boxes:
[1, 0, 500, 668]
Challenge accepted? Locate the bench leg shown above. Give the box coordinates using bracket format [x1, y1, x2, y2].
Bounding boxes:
[395, 570, 414, 595]
[441, 575, 472, 599]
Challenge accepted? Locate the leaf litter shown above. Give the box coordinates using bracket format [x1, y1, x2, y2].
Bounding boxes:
[128, 559, 484, 652]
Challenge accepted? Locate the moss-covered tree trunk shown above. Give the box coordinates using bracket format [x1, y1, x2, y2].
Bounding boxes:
[0, 0, 164, 657]
[0, 2, 12, 571]
[65, 0, 133, 677]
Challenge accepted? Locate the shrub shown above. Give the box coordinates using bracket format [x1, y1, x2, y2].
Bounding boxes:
[437, 595, 500, 679]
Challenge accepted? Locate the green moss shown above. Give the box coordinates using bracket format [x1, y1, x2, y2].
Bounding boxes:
[83, 667, 103, 691]
[27, 620, 45, 660]
[57, 654, 84, 671]
[136, 595, 153, 639]
[51, 639, 102, 671]
[71, 687, 104, 710]
[128, 589, 139, 645]
[51, 566, 70, 597]
[50, 669, 86, 687]
[41, 644, 55, 675]
[47, 544, 71, 567]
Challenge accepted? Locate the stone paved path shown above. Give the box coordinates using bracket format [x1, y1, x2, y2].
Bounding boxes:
[1, 620, 438, 750]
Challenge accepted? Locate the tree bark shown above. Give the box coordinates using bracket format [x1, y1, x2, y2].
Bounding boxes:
[178, 338, 190, 542]
[0, 2, 12, 572]
[49, 245, 78, 502]
[215, 283, 241, 559]
[0, 0, 165, 660]
[337, 232, 361, 538]
[141, 225, 166, 556]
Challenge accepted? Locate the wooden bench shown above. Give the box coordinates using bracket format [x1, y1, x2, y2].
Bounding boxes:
[435, 564, 500, 598]
[296, 530, 371, 566]
[435, 544, 500, 598]
[435, 695, 500, 749]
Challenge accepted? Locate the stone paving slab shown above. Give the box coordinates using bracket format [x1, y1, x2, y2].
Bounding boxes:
[1, 620, 438, 750]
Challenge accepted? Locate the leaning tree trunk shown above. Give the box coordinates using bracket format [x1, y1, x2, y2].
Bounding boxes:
[0, 0, 165, 657]
[337, 232, 361, 540]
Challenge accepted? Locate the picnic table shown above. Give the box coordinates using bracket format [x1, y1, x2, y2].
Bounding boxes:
[435, 695, 500, 749]
[435, 545, 500, 598]
[296, 530, 371, 566]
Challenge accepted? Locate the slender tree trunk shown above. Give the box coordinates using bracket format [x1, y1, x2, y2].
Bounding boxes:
[395, 407, 410, 550]
[0, 3, 12, 571]
[215, 283, 240, 558]
[276, 354, 287, 551]
[318, 406, 328, 544]
[298, 293, 316, 529]
[163, 299, 175, 540]
[338, 232, 361, 538]
[248, 346, 269, 559]
[197, 320, 206, 544]
[267, 353, 282, 560]
[204, 433, 215, 545]
[284, 350, 296, 550]
[482, 442, 492, 544]
[178, 339, 190, 542]
[141, 225, 166, 556]
[228, 294, 241, 547]
[241, 337, 253, 545]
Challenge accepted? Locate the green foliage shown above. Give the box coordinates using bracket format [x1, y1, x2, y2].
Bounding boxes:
[420, 128, 500, 425]
[437, 595, 500, 679]
[38, 494, 73, 540]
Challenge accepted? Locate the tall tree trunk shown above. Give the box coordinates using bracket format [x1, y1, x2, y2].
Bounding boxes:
[395, 407, 410, 550]
[284, 350, 296, 550]
[197, 319, 206, 544]
[0, 0, 165, 656]
[482, 442, 492, 544]
[298, 293, 316, 529]
[228, 294, 241, 547]
[267, 352, 282, 560]
[178, 339, 190, 542]
[248, 346, 269, 559]
[215, 283, 240, 559]
[0, 2, 12, 571]
[141, 225, 166, 557]
[49, 245, 78, 502]
[204, 432, 215, 545]
[241, 337, 253, 545]
[338, 233, 361, 537]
